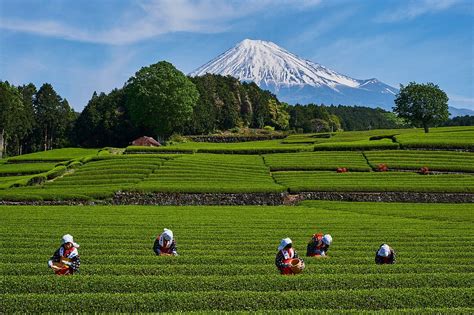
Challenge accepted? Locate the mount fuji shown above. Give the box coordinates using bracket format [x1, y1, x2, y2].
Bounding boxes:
[190, 39, 398, 110]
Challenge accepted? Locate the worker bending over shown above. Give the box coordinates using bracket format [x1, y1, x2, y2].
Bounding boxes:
[306, 233, 332, 257]
[48, 234, 80, 275]
[153, 228, 178, 256]
[375, 244, 396, 264]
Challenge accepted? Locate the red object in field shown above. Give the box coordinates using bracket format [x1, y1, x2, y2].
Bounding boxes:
[131, 136, 161, 147]
[51, 262, 71, 276]
[336, 167, 348, 173]
[280, 258, 294, 275]
[377, 163, 388, 172]
[419, 166, 430, 175]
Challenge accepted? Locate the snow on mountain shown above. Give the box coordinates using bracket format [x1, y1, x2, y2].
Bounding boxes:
[190, 39, 468, 115]
[191, 39, 361, 90]
[190, 39, 399, 110]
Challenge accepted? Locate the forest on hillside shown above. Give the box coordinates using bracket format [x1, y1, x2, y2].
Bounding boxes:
[0, 61, 468, 156]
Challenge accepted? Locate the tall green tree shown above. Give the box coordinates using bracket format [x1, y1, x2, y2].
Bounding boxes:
[73, 89, 138, 147]
[0, 82, 23, 158]
[16, 83, 37, 154]
[393, 82, 449, 133]
[125, 61, 199, 138]
[34, 83, 65, 150]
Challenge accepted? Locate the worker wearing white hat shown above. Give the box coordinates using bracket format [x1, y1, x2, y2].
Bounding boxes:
[47, 234, 81, 275]
[375, 244, 396, 264]
[153, 228, 178, 256]
[275, 238, 304, 275]
[306, 232, 332, 257]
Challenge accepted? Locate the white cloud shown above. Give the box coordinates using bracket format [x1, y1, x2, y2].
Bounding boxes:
[287, 9, 355, 46]
[0, 0, 322, 45]
[375, 0, 462, 22]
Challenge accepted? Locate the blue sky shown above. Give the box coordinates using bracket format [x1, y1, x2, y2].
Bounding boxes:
[0, 0, 473, 111]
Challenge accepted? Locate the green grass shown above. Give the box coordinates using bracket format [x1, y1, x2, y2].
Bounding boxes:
[0, 202, 472, 312]
[7, 148, 101, 162]
[364, 150, 474, 172]
[0, 155, 171, 201]
[0, 163, 57, 175]
[313, 138, 400, 150]
[395, 127, 474, 150]
[0, 175, 36, 189]
[285, 126, 474, 151]
[263, 151, 371, 171]
[132, 154, 284, 193]
[273, 171, 474, 193]
[127, 139, 313, 154]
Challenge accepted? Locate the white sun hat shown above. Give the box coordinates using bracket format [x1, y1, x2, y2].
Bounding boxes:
[163, 228, 173, 241]
[61, 234, 80, 248]
[322, 234, 332, 245]
[377, 244, 391, 257]
[278, 238, 292, 251]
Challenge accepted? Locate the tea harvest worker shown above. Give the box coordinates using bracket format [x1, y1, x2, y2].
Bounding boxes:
[47, 234, 81, 275]
[275, 237, 304, 275]
[153, 228, 178, 256]
[306, 233, 332, 257]
[375, 244, 396, 264]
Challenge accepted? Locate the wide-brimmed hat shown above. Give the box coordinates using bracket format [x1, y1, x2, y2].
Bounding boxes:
[61, 234, 80, 248]
[322, 234, 332, 245]
[162, 228, 173, 241]
[278, 237, 292, 251]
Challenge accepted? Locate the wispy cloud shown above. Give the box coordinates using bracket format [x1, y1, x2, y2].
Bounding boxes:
[65, 50, 138, 109]
[287, 8, 356, 47]
[0, 0, 322, 45]
[375, 0, 463, 22]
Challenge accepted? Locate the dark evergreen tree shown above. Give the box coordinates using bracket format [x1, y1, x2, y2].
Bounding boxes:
[442, 115, 474, 127]
[0, 81, 23, 158]
[34, 83, 64, 150]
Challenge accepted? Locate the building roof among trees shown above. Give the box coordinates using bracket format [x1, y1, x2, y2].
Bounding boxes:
[131, 136, 161, 147]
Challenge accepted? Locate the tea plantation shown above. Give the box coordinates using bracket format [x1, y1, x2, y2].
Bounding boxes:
[0, 201, 472, 313]
[0, 126, 472, 312]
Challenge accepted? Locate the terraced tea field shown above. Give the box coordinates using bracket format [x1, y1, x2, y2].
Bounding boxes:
[0, 147, 472, 201]
[1, 201, 472, 313]
[364, 150, 474, 172]
[0, 155, 174, 201]
[7, 148, 101, 162]
[263, 151, 371, 171]
[133, 154, 284, 193]
[273, 171, 474, 193]
[395, 127, 474, 150]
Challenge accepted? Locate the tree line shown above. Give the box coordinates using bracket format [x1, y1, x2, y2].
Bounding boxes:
[0, 81, 75, 158]
[1, 61, 467, 156]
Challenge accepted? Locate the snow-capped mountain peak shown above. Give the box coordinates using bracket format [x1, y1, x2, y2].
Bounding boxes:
[190, 39, 471, 115]
[190, 39, 361, 90]
[190, 39, 401, 109]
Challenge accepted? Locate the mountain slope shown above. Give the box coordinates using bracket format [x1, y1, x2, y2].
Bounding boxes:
[190, 39, 398, 110]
